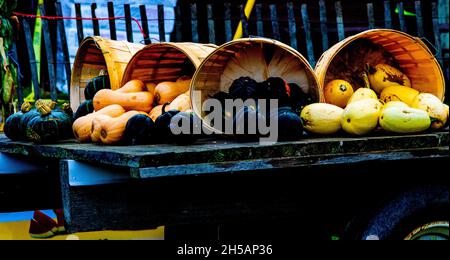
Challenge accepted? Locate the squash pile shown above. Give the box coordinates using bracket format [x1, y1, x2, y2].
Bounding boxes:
[209, 76, 314, 142]
[72, 75, 196, 145]
[4, 100, 74, 143]
[303, 63, 448, 136]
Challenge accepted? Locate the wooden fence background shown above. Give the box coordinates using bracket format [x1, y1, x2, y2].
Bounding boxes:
[12, 0, 450, 107]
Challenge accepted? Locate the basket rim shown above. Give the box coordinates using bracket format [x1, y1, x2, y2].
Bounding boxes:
[190, 37, 322, 135]
[121, 42, 218, 86]
[314, 29, 446, 100]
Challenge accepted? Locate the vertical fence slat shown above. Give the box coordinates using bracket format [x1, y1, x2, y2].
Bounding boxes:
[384, 1, 392, 29]
[91, 3, 100, 36]
[10, 42, 23, 107]
[40, 6, 57, 101]
[158, 4, 166, 42]
[140, 5, 151, 44]
[108, 2, 117, 40]
[415, 1, 424, 38]
[224, 3, 232, 42]
[124, 4, 133, 43]
[286, 2, 298, 50]
[335, 1, 345, 41]
[319, 0, 329, 51]
[269, 5, 280, 41]
[367, 3, 375, 29]
[301, 4, 315, 67]
[432, 2, 443, 67]
[207, 5, 216, 44]
[21, 18, 40, 100]
[240, 4, 249, 38]
[255, 4, 264, 37]
[75, 3, 84, 45]
[175, 5, 183, 42]
[397, 2, 407, 32]
[191, 3, 199, 43]
[55, 2, 72, 91]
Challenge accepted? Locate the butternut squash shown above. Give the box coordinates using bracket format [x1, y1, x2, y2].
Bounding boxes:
[93, 89, 154, 112]
[145, 82, 157, 94]
[118, 80, 145, 93]
[154, 79, 191, 105]
[72, 104, 126, 142]
[90, 115, 112, 143]
[97, 111, 147, 145]
[168, 93, 191, 112]
[149, 104, 170, 121]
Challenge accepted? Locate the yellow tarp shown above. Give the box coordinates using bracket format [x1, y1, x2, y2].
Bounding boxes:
[0, 221, 164, 240]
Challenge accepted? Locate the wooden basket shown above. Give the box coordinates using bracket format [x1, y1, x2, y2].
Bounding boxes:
[190, 38, 321, 134]
[121, 42, 218, 85]
[315, 29, 446, 101]
[70, 36, 144, 110]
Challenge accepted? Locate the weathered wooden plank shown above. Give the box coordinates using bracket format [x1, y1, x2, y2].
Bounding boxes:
[21, 18, 40, 100]
[431, 2, 443, 68]
[240, 4, 249, 38]
[224, 3, 232, 42]
[40, 6, 57, 101]
[301, 4, 315, 67]
[107, 2, 117, 40]
[124, 4, 133, 43]
[255, 4, 264, 37]
[335, 1, 345, 41]
[207, 5, 216, 44]
[191, 3, 199, 43]
[59, 147, 448, 233]
[269, 5, 280, 41]
[91, 3, 100, 36]
[367, 3, 375, 30]
[415, 1, 424, 38]
[286, 2, 298, 50]
[319, 0, 329, 51]
[158, 4, 166, 42]
[384, 1, 392, 29]
[0, 132, 447, 169]
[55, 2, 72, 92]
[9, 41, 23, 106]
[397, 2, 407, 32]
[75, 3, 84, 44]
[139, 5, 151, 44]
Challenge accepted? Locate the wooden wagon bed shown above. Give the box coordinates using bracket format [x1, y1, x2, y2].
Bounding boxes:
[0, 132, 448, 234]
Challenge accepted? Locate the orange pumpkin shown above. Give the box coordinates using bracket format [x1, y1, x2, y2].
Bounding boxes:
[324, 80, 354, 108]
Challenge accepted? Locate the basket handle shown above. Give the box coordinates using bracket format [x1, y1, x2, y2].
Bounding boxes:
[415, 37, 439, 57]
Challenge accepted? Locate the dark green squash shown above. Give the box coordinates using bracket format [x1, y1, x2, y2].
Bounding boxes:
[169, 112, 202, 145]
[289, 83, 314, 114]
[258, 77, 290, 108]
[269, 106, 303, 142]
[84, 75, 111, 100]
[26, 103, 73, 144]
[233, 106, 266, 142]
[73, 100, 94, 120]
[122, 114, 155, 145]
[154, 110, 180, 142]
[229, 77, 259, 100]
[4, 102, 33, 141]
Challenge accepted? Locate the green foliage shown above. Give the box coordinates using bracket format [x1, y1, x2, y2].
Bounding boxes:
[0, 0, 17, 17]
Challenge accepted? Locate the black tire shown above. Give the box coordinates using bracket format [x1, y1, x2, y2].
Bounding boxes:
[349, 186, 449, 240]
